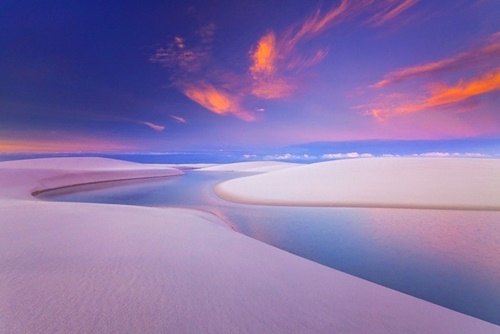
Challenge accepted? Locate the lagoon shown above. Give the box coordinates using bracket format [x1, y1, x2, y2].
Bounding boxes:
[38, 170, 500, 325]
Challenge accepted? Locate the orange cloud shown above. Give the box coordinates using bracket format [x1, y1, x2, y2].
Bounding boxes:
[250, 32, 277, 77]
[182, 82, 255, 121]
[152, 1, 418, 120]
[248, 0, 418, 100]
[364, 68, 500, 119]
[373, 34, 500, 88]
[248, 1, 352, 99]
[426, 68, 500, 108]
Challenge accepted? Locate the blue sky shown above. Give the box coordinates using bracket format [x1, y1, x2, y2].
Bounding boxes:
[1, 0, 499, 153]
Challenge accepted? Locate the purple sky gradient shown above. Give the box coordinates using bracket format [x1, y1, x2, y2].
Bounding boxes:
[1, 0, 499, 153]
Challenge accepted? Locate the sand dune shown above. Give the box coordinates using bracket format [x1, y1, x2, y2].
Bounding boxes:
[215, 158, 500, 210]
[0, 157, 497, 333]
[200, 160, 301, 172]
[0, 157, 183, 200]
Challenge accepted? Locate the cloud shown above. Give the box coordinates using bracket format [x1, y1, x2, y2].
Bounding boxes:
[150, 23, 215, 74]
[412, 152, 491, 158]
[249, 0, 419, 99]
[0, 136, 132, 153]
[247, 1, 350, 99]
[263, 153, 317, 160]
[322, 152, 373, 159]
[182, 82, 255, 121]
[170, 115, 186, 123]
[250, 32, 278, 77]
[152, 1, 418, 120]
[373, 34, 500, 88]
[151, 24, 259, 121]
[425, 68, 500, 108]
[367, 0, 419, 27]
[139, 121, 165, 132]
[241, 151, 490, 161]
[364, 67, 500, 119]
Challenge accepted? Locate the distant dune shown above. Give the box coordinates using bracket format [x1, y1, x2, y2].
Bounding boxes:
[200, 160, 300, 172]
[215, 158, 500, 210]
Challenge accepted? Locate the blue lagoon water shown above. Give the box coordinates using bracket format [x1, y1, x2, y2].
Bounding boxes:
[38, 171, 500, 325]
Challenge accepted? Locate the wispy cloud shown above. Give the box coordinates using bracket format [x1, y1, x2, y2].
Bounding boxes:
[152, 1, 418, 120]
[249, 0, 419, 99]
[138, 121, 165, 132]
[364, 67, 500, 119]
[373, 33, 500, 88]
[0, 136, 132, 153]
[151, 23, 258, 121]
[170, 115, 186, 123]
[412, 152, 491, 158]
[426, 68, 500, 108]
[150, 24, 214, 75]
[364, 32, 500, 121]
[263, 153, 317, 160]
[367, 0, 419, 27]
[322, 152, 373, 159]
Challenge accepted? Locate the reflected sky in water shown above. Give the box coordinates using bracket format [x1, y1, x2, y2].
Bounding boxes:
[39, 171, 500, 325]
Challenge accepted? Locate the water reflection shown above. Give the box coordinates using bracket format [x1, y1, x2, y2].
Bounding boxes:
[38, 171, 500, 325]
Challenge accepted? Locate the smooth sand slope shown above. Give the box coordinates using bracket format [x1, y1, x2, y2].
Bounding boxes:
[215, 157, 500, 210]
[200, 160, 301, 172]
[0, 157, 497, 333]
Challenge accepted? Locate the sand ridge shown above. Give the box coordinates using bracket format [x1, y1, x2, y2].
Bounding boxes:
[215, 157, 500, 210]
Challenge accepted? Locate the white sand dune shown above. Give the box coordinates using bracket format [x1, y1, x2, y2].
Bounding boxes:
[0, 157, 183, 200]
[200, 160, 301, 172]
[0, 158, 497, 333]
[215, 157, 500, 210]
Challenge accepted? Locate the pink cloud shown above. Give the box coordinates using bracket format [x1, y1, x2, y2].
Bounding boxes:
[367, 0, 419, 27]
[373, 33, 500, 88]
[170, 115, 187, 123]
[139, 121, 165, 132]
[0, 134, 134, 153]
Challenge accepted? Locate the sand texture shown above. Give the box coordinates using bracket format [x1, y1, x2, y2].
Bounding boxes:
[0, 157, 497, 333]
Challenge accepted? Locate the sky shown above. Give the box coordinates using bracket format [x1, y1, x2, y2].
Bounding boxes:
[1, 0, 499, 154]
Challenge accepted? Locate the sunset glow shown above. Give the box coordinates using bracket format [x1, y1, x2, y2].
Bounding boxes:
[0, 0, 498, 153]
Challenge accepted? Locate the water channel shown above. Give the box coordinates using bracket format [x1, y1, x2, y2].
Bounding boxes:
[37, 170, 500, 325]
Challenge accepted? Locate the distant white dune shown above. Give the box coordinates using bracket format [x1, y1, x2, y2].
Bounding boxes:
[215, 158, 500, 210]
[0, 157, 497, 333]
[0, 157, 183, 200]
[200, 160, 300, 172]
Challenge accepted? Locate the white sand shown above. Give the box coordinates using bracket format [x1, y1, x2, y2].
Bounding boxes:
[0, 157, 184, 200]
[0, 157, 497, 333]
[215, 158, 500, 210]
[200, 161, 301, 172]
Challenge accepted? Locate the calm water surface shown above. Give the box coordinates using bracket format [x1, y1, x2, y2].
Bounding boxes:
[38, 171, 500, 325]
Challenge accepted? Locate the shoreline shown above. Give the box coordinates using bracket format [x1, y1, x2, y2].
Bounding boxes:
[32, 174, 182, 197]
